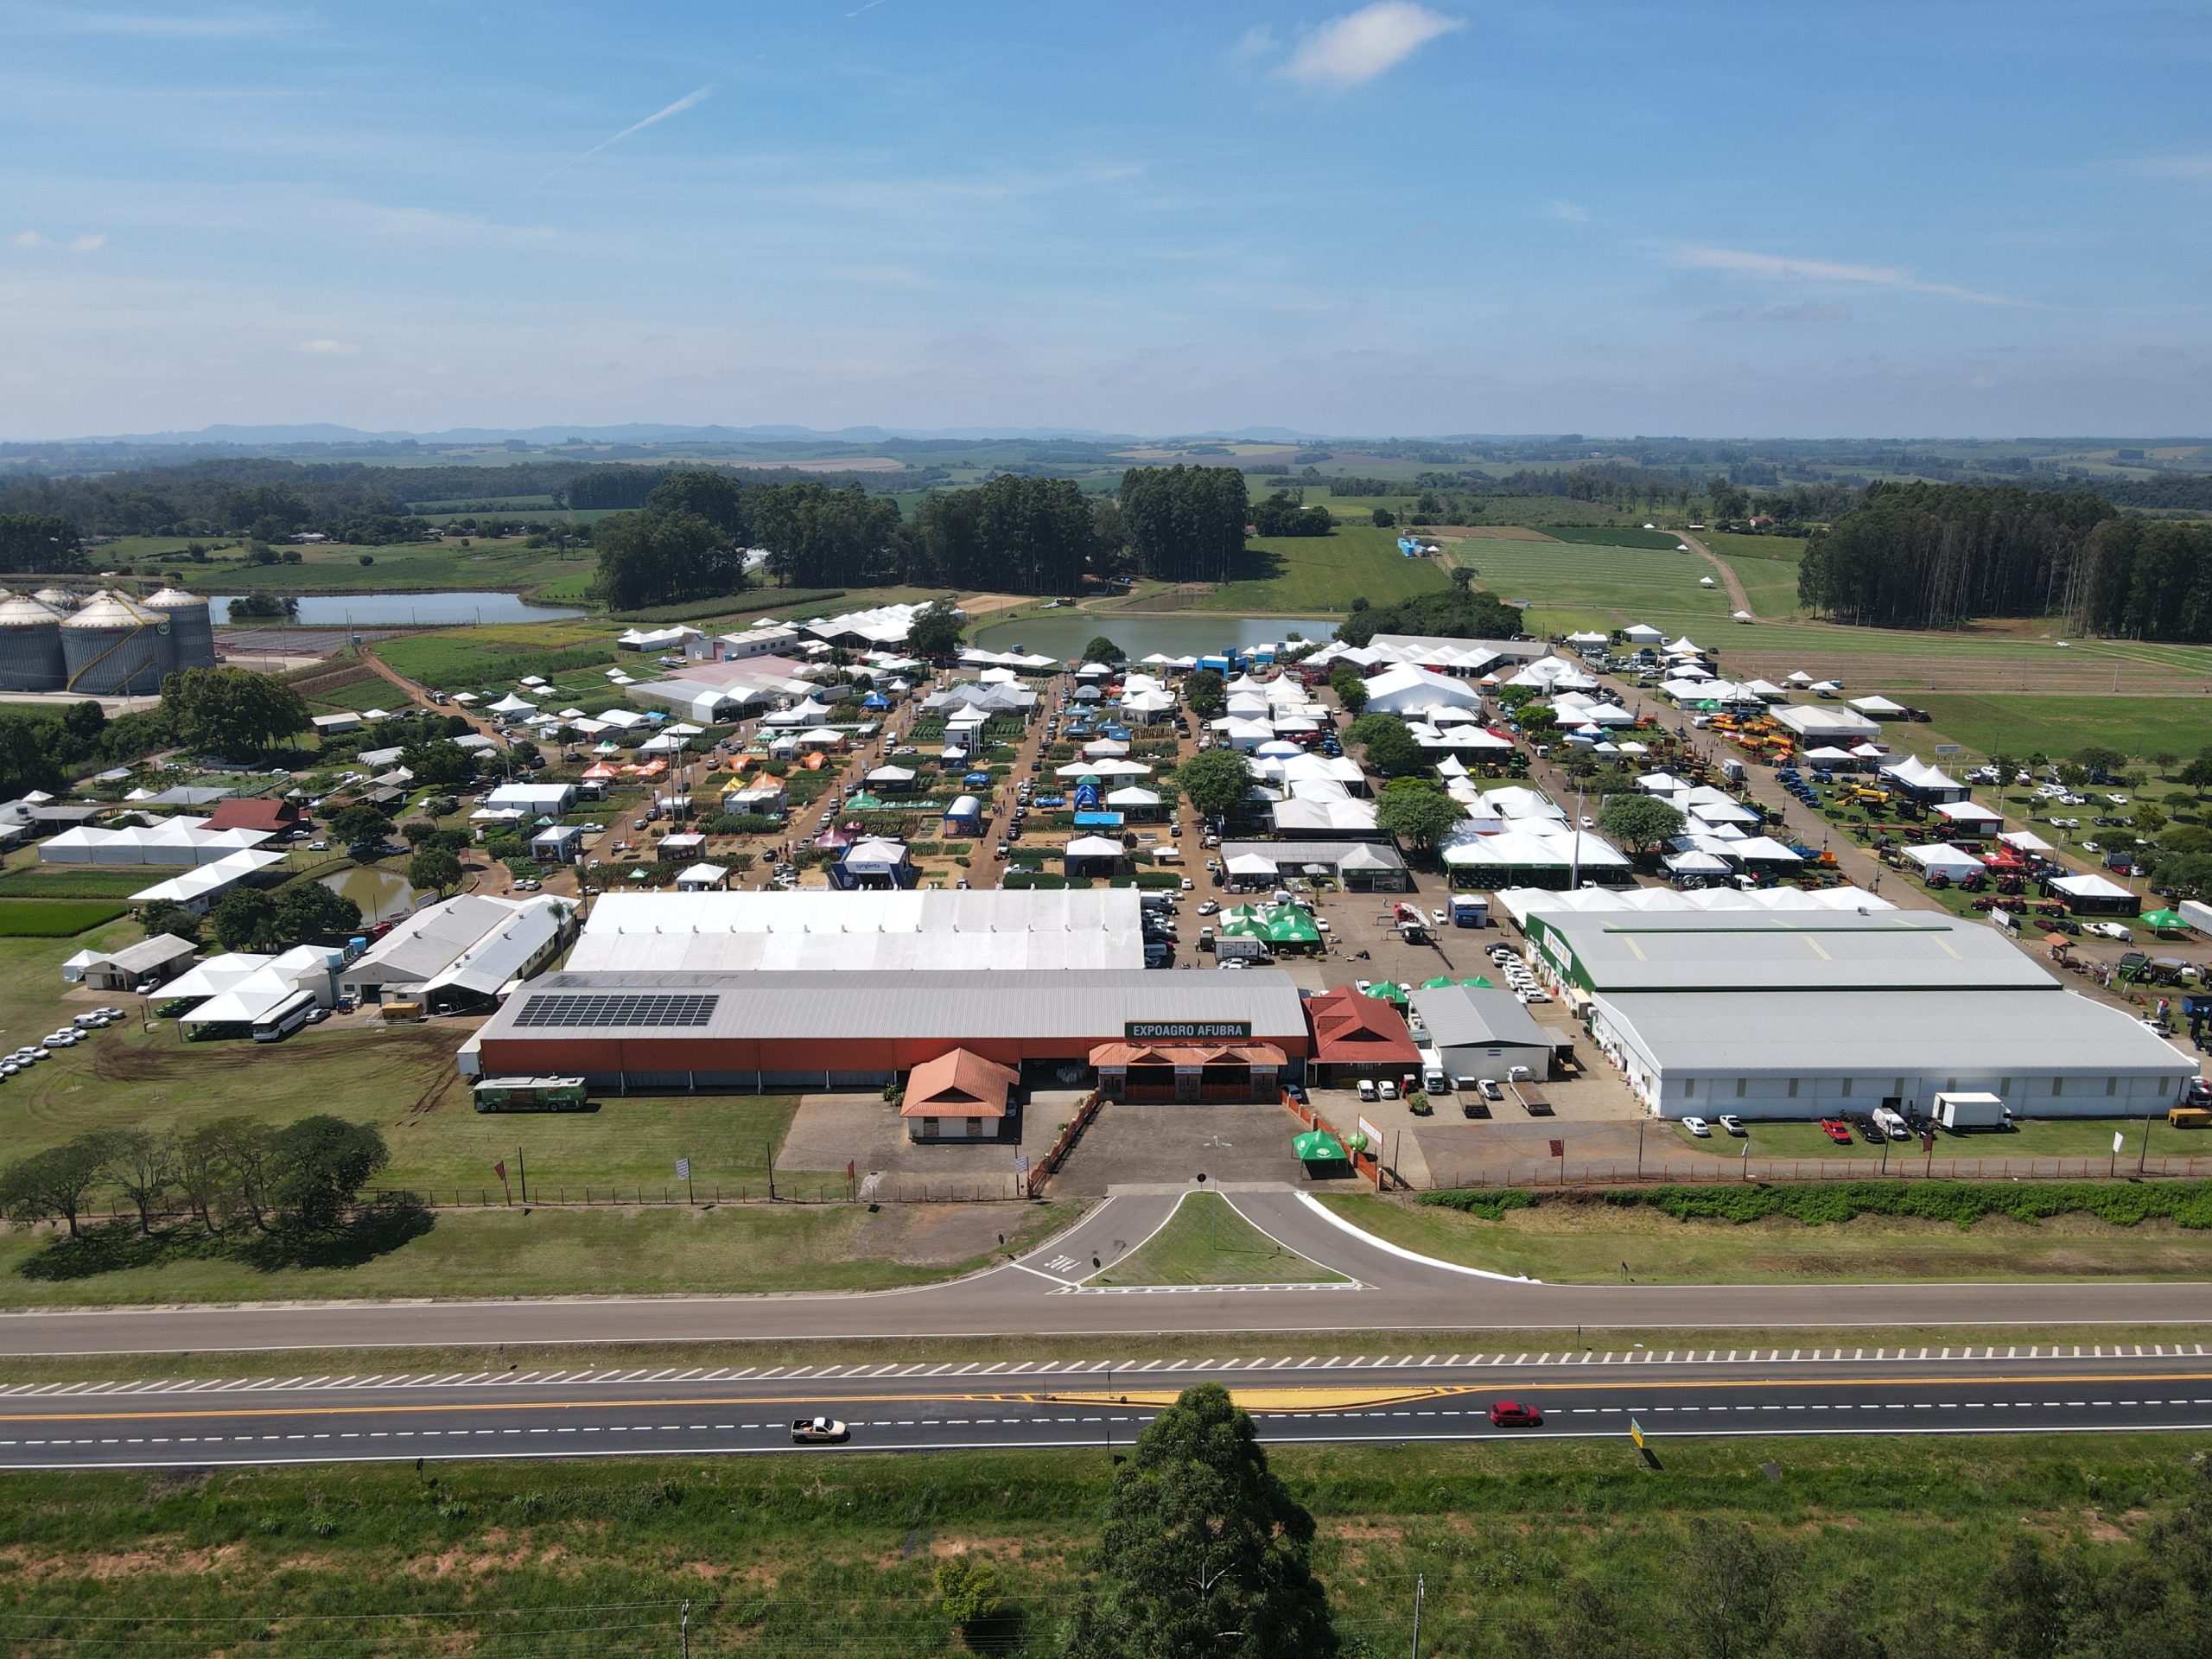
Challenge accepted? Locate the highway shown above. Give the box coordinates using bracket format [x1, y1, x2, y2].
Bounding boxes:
[3, 1346, 2209, 1469]
[7, 1185, 2212, 1358]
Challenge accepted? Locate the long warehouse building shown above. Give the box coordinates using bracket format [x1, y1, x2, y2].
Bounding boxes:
[461, 968, 1308, 1096]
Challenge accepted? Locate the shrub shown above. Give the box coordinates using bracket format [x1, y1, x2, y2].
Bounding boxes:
[1421, 1180, 2212, 1230]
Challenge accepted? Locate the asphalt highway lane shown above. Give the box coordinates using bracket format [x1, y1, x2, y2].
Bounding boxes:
[3, 1349, 2210, 1469]
[9, 1187, 2212, 1357]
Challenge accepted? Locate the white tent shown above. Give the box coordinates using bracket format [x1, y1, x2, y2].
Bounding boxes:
[1850, 695, 1906, 717]
[1999, 830, 2054, 854]
[1666, 849, 1732, 876]
[1063, 835, 1127, 858]
[1225, 851, 1279, 877]
[487, 693, 536, 715]
[1903, 843, 1984, 879]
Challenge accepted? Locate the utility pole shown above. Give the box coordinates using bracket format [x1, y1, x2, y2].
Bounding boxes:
[1410, 1573, 1425, 1658]
[516, 1147, 527, 1205]
[679, 1599, 690, 1659]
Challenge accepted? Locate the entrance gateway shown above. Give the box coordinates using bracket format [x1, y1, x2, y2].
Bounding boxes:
[1091, 1039, 1286, 1103]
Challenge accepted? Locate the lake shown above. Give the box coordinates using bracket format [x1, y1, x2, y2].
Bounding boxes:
[321, 863, 426, 925]
[969, 612, 1338, 662]
[211, 592, 584, 626]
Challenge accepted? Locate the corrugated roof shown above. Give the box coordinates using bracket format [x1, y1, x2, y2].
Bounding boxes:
[480, 968, 1306, 1043]
[342, 895, 555, 986]
[1409, 985, 1552, 1051]
[1596, 989, 2194, 1077]
[1537, 910, 2054, 993]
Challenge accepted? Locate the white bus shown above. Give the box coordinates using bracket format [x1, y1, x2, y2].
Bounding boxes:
[251, 989, 320, 1044]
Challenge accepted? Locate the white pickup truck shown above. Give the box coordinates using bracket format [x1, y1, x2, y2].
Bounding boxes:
[791, 1415, 849, 1444]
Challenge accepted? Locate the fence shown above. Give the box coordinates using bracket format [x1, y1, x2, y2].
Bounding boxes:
[1027, 1089, 1102, 1198]
[1280, 1088, 1389, 1192]
[1441, 1153, 2212, 1191]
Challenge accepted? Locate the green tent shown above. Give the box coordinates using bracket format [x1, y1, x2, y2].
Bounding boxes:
[1220, 902, 1321, 947]
[2144, 908, 2186, 931]
[1417, 974, 1496, 991]
[1360, 981, 1411, 1005]
[1292, 1129, 1349, 1163]
[844, 791, 888, 811]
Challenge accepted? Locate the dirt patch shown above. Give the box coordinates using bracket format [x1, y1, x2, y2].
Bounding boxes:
[854, 1201, 1045, 1267]
[0, 1541, 248, 1580]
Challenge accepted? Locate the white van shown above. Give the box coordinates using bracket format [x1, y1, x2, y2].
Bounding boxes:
[1357, 1077, 1379, 1103]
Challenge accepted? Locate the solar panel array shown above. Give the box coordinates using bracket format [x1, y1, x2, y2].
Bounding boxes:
[512, 993, 720, 1029]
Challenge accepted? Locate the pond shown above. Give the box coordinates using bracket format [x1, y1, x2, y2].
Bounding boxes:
[969, 612, 1338, 662]
[321, 863, 426, 926]
[210, 592, 584, 626]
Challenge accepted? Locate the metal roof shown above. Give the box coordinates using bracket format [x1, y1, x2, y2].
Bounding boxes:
[1223, 840, 1407, 873]
[1408, 985, 1552, 1051]
[1535, 910, 2054, 993]
[477, 968, 1306, 1043]
[1594, 989, 2195, 1078]
[569, 888, 1144, 974]
[340, 895, 558, 987]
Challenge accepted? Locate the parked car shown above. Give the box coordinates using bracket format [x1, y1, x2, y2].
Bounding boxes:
[1377, 1078, 1399, 1099]
[1682, 1116, 1711, 1137]
[1357, 1078, 1379, 1103]
[1478, 1078, 1504, 1102]
[1819, 1118, 1853, 1145]
[1718, 1115, 1746, 1137]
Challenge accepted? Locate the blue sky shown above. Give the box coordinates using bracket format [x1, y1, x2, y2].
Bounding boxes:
[3, 0, 2209, 439]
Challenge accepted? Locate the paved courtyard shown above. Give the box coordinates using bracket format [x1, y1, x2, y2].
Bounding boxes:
[1050, 1100, 1331, 1196]
[780, 1089, 1083, 1201]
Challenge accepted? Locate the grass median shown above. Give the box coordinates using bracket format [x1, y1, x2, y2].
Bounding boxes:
[1095, 1192, 1348, 1287]
[1319, 1190, 2212, 1282]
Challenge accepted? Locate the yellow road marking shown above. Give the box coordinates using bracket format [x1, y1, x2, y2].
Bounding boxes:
[1013, 1387, 1459, 1412]
[0, 1371, 2205, 1427]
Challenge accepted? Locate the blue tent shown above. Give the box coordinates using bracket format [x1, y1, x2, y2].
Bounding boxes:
[861, 693, 890, 710]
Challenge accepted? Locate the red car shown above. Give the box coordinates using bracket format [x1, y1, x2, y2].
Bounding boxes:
[1487, 1400, 1542, 1427]
[1819, 1118, 1853, 1146]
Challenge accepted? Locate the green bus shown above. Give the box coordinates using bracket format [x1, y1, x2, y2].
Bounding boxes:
[471, 1075, 589, 1113]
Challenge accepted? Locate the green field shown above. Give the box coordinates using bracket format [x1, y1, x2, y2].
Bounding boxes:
[1541, 524, 1689, 550]
[0, 863, 168, 899]
[0, 1200, 1068, 1307]
[0, 899, 130, 937]
[1191, 525, 1452, 613]
[102, 537, 597, 599]
[1096, 1192, 1348, 1286]
[291, 665, 406, 714]
[1321, 1192, 2212, 1282]
[372, 623, 619, 689]
[1910, 692, 2212, 761]
[2, 1433, 2204, 1658]
[1446, 532, 1738, 636]
[1702, 530, 1809, 618]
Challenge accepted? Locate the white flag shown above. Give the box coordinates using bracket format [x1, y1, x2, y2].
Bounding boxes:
[2113, 1132, 2125, 1155]
[676, 1157, 690, 1179]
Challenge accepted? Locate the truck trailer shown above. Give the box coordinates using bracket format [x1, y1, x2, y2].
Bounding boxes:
[1933, 1091, 2007, 1131]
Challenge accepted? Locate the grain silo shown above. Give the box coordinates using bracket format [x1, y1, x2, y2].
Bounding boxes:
[0, 594, 67, 691]
[32, 587, 79, 613]
[60, 589, 170, 696]
[143, 587, 216, 673]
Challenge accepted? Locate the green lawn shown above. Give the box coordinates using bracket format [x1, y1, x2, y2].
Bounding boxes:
[1319, 1192, 2212, 1282]
[1543, 524, 1689, 550]
[0, 1199, 1071, 1308]
[1446, 533, 1739, 637]
[0, 899, 129, 937]
[1702, 531, 1809, 618]
[0, 864, 168, 899]
[372, 623, 619, 689]
[1193, 525, 1452, 613]
[1910, 693, 2212, 762]
[2, 1433, 2205, 1658]
[1096, 1192, 1348, 1286]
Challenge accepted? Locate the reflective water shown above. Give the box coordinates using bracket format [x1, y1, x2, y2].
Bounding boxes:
[320, 862, 426, 925]
[210, 592, 584, 626]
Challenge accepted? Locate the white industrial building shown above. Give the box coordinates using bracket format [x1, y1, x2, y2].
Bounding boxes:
[61, 934, 197, 991]
[1593, 990, 2194, 1122]
[566, 887, 1146, 975]
[127, 849, 289, 914]
[337, 893, 574, 1009]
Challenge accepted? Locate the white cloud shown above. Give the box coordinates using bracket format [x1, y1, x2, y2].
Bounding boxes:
[9, 231, 46, 248]
[1279, 3, 1464, 90]
[68, 233, 105, 252]
[1231, 23, 1275, 60]
[296, 338, 360, 355]
[1545, 200, 1591, 223]
[1667, 245, 2039, 308]
[10, 231, 105, 251]
[542, 85, 714, 181]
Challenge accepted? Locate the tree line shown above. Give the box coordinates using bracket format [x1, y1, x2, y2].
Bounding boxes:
[1797, 481, 2212, 640]
[1333, 576, 1524, 648]
[0, 512, 86, 572]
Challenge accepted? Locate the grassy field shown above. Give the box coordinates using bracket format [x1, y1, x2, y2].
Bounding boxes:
[1445, 532, 1738, 637]
[1702, 530, 1808, 618]
[0, 862, 167, 898]
[1096, 1192, 1348, 1286]
[0, 899, 129, 936]
[1192, 525, 1452, 613]
[1321, 1192, 2212, 1282]
[1910, 692, 2212, 761]
[0, 1200, 1069, 1307]
[372, 623, 618, 689]
[1, 1433, 2203, 1657]
[106, 537, 598, 598]
[1543, 524, 1688, 550]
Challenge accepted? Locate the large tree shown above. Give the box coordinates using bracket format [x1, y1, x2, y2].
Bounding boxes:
[1597, 792, 1687, 853]
[1347, 712, 1423, 779]
[408, 848, 464, 894]
[1176, 748, 1253, 823]
[0, 1134, 118, 1241]
[1082, 635, 1126, 666]
[208, 888, 283, 952]
[1375, 779, 1462, 855]
[104, 1129, 178, 1236]
[1182, 670, 1225, 718]
[160, 667, 309, 756]
[1063, 1383, 1338, 1659]
[590, 507, 746, 611]
[905, 599, 966, 660]
[274, 880, 363, 943]
[266, 1116, 390, 1232]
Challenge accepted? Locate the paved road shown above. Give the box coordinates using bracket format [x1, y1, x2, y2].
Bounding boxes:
[7, 1186, 2212, 1358]
[3, 1345, 2208, 1469]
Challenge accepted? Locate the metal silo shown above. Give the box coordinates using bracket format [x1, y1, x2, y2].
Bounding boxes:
[61, 589, 169, 696]
[143, 587, 215, 673]
[32, 587, 79, 613]
[0, 595, 67, 691]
